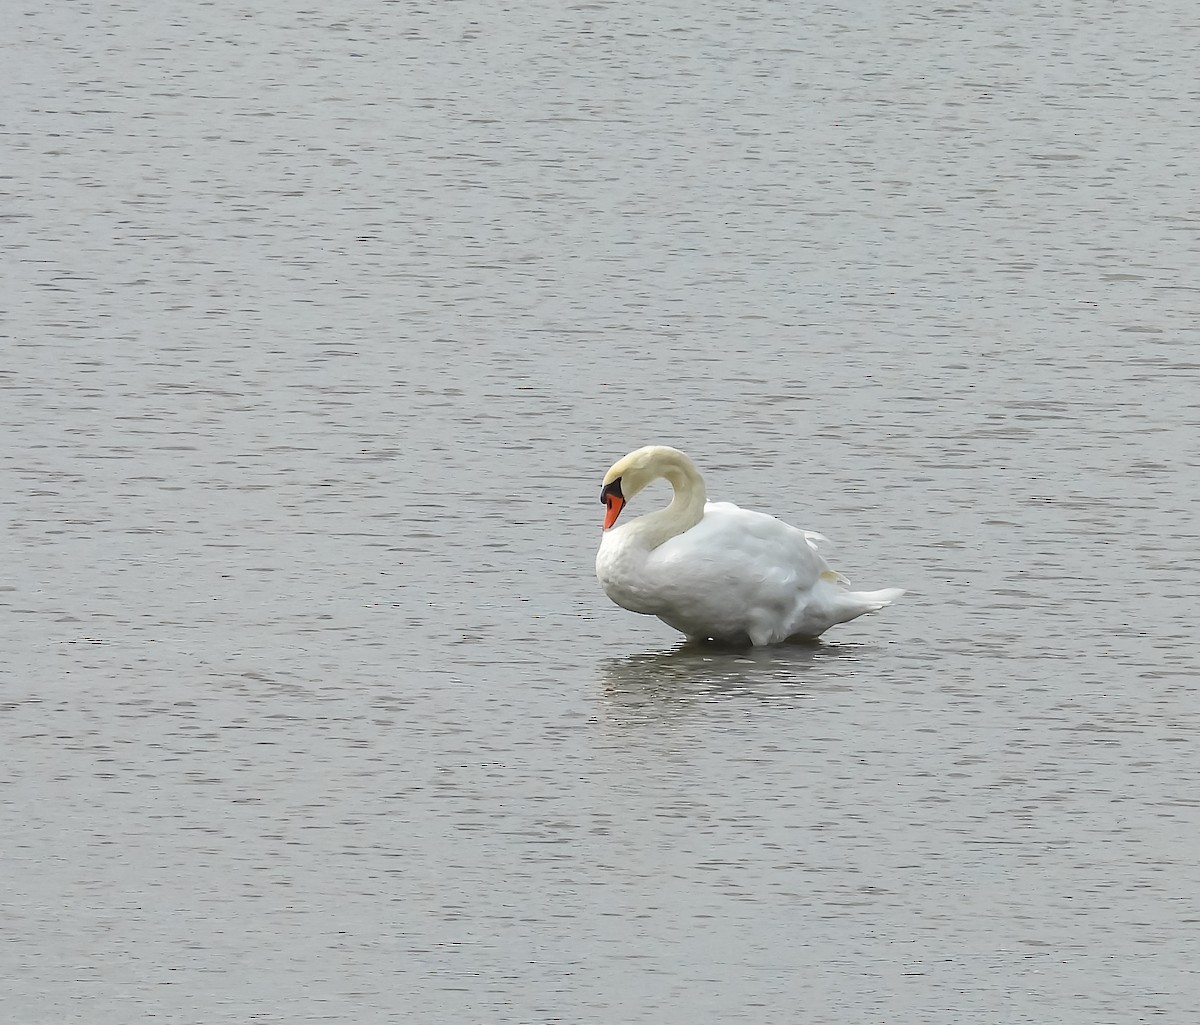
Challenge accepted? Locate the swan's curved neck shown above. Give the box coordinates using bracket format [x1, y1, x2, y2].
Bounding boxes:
[628, 455, 707, 550]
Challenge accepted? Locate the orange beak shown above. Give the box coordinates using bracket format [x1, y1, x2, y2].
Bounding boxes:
[603, 493, 625, 529]
[601, 477, 626, 530]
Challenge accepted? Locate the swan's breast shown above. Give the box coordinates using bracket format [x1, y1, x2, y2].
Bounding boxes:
[595, 529, 660, 615]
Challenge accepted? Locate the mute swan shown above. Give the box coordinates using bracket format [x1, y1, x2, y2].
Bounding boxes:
[595, 445, 904, 645]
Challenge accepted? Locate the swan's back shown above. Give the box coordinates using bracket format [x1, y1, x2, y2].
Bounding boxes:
[654, 501, 828, 585]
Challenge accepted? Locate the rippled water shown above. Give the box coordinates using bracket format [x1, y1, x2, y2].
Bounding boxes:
[4, 1, 1199, 1021]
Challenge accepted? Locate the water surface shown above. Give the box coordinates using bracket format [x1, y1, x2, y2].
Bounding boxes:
[3, 1, 1199, 1022]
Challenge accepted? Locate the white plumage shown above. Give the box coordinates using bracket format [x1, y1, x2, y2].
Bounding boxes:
[595, 445, 904, 646]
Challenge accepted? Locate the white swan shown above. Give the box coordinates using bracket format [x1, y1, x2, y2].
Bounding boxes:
[595, 445, 904, 645]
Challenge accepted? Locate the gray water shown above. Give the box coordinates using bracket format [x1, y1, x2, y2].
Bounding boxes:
[3, 1, 1199, 1022]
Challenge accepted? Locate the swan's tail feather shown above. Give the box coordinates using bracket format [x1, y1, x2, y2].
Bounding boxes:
[852, 587, 905, 610]
[829, 586, 905, 624]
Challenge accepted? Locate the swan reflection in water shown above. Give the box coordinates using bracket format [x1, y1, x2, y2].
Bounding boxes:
[600, 637, 869, 722]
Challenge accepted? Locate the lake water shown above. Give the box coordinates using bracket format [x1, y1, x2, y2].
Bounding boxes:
[3, 1, 1199, 1022]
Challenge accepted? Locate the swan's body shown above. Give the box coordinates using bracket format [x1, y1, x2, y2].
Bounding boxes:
[595, 446, 903, 646]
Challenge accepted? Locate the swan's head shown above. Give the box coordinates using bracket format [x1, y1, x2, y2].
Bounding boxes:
[600, 445, 692, 530]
